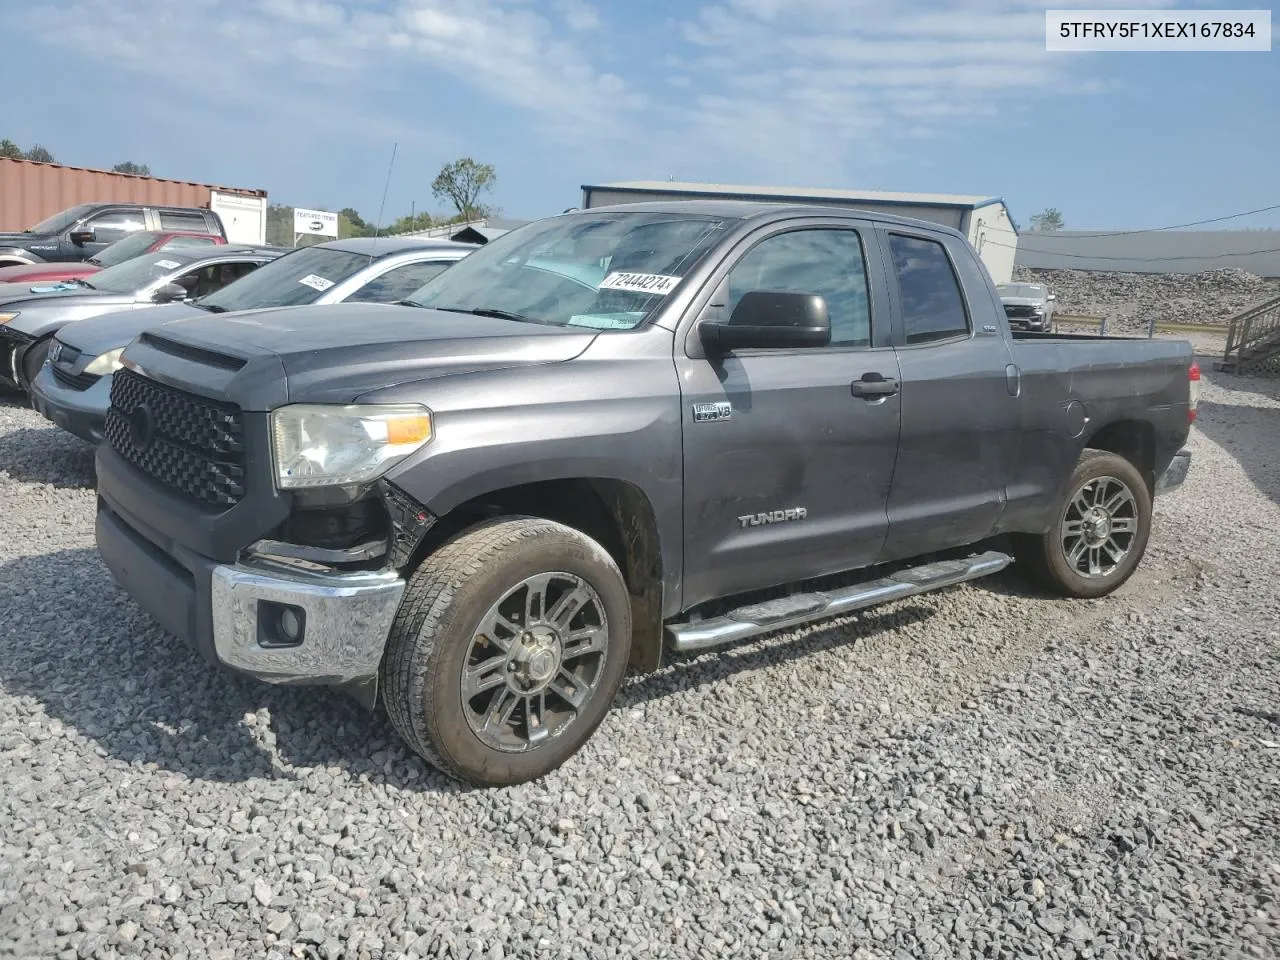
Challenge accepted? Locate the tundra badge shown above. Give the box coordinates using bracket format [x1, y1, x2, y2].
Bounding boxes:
[738, 507, 808, 529]
[692, 401, 733, 423]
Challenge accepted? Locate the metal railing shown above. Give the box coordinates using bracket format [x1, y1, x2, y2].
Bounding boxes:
[1220, 294, 1280, 374]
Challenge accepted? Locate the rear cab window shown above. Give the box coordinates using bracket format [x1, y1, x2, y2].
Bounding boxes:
[887, 233, 971, 345]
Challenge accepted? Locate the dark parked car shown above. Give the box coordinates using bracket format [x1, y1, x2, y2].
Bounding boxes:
[0, 244, 285, 391]
[0, 202, 226, 268]
[0, 230, 228, 284]
[93, 202, 1195, 786]
[30, 237, 473, 442]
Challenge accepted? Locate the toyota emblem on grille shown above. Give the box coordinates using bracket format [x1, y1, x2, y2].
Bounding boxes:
[129, 403, 156, 450]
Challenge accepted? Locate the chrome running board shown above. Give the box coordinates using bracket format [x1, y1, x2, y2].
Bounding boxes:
[665, 550, 1012, 653]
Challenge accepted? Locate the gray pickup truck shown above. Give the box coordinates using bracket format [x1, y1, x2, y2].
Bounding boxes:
[94, 201, 1196, 785]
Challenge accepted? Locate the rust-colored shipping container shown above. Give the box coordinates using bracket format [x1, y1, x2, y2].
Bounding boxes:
[0, 157, 267, 238]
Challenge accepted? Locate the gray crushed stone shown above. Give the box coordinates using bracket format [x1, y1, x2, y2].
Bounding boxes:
[1014, 265, 1280, 331]
[1, 369, 1278, 959]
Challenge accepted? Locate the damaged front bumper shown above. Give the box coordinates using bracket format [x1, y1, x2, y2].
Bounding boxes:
[210, 557, 406, 685]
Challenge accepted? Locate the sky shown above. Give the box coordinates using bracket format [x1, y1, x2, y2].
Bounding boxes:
[1, 0, 1276, 231]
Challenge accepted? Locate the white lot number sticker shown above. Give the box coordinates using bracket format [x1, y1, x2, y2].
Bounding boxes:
[153, 259, 181, 270]
[298, 274, 335, 292]
[598, 272, 681, 296]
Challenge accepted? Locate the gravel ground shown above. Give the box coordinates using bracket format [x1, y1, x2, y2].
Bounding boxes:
[1013, 266, 1280, 331]
[2, 367, 1279, 960]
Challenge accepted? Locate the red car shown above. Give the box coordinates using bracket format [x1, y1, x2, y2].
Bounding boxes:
[0, 230, 227, 284]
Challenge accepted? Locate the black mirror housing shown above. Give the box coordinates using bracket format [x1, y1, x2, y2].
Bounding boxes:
[700, 290, 831, 351]
[153, 282, 189, 303]
[69, 229, 95, 245]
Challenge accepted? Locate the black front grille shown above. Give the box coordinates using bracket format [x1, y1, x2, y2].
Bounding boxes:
[52, 365, 101, 392]
[105, 369, 246, 508]
[1004, 304, 1041, 319]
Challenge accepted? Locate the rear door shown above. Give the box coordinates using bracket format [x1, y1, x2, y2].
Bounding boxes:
[675, 218, 902, 609]
[157, 208, 218, 237]
[878, 228, 1021, 562]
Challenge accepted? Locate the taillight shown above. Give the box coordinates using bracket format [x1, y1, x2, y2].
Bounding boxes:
[1188, 360, 1200, 423]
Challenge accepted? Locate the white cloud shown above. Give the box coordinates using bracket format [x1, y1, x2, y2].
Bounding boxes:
[554, 0, 601, 31]
[657, 0, 1153, 183]
[10, 0, 1152, 196]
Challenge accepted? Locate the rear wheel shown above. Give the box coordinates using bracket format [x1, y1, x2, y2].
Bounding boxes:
[1014, 450, 1152, 598]
[381, 517, 632, 786]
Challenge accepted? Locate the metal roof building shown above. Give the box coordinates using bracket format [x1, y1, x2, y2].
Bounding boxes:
[580, 180, 1019, 284]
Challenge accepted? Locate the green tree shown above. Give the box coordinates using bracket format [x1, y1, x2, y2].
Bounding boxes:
[431, 158, 496, 221]
[265, 203, 295, 246]
[1029, 208, 1065, 231]
[0, 139, 22, 159]
[113, 161, 151, 176]
[23, 144, 56, 163]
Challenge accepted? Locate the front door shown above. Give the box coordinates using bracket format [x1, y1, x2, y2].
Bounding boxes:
[60, 208, 148, 261]
[879, 229, 1021, 562]
[676, 222, 902, 610]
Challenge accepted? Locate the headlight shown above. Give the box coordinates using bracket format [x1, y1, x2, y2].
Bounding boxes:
[83, 347, 125, 376]
[0, 312, 17, 325]
[271, 403, 434, 489]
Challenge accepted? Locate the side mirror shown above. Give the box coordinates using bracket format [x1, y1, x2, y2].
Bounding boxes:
[153, 282, 189, 303]
[69, 228, 96, 245]
[699, 290, 831, 352]
[1047, 293, 1057, 301]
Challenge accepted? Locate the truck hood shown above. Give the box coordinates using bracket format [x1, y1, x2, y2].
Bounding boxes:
[55, 302, 205, 357]
[0, 231, 48, 246]
[128, 302, 600, 408]
[999, 296, 1047, 308]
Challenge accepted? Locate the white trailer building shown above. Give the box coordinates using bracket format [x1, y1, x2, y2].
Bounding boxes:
[580, 181, 1019, 285]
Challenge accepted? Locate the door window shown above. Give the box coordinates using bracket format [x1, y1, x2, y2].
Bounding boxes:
[183, 261, 261, 299]
[159, 210, 212, 233]
[82, 209, 147, 244]
[887, 234, 970, 344]
[345, 260, 455, 304]
[725, 229, 872, 346]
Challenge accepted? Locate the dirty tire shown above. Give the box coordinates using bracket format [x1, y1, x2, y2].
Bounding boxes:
[20, 336, 50, 392]
[381, 516, 632, 786]
[1014, 449, 1153, 599]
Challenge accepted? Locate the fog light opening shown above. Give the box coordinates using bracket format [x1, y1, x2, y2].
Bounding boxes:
[258, 601, 306, 649]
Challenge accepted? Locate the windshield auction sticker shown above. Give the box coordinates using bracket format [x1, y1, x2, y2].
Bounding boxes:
[298, 274, 335, 292]
[598, 272, 681, 295]
[153, 260, 181, 270]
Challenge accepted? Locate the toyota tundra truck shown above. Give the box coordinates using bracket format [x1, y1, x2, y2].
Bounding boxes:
[93, 201, 1196, 786]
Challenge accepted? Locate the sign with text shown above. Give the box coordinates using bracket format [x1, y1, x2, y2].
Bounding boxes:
[293, 207, 339, 238]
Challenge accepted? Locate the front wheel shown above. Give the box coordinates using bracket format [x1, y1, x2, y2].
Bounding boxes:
[1014, 450, 1153, 598]
[381, 517, 632, 786]
[20, 336, 51, 391]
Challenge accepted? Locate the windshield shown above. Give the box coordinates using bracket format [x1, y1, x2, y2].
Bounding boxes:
[90, 252, 194, 294]
[405, 212, 731, 330]
[27, 204, 95, 235]
[198, 245, 372, 311]
[997, 283, 1046, 298]
[91, 231, 163, 268]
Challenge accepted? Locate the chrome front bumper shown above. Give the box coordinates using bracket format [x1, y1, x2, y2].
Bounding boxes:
[210, 559, 406, 685]
[1155, 448, 1191, 494]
